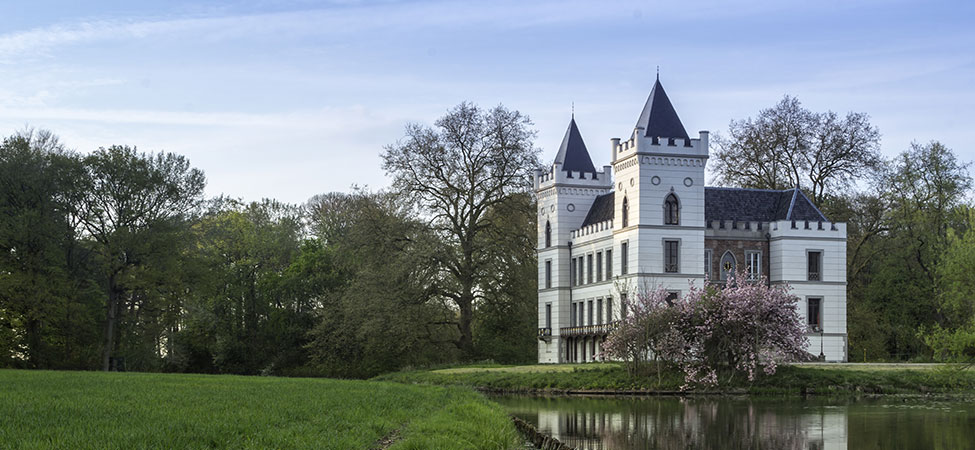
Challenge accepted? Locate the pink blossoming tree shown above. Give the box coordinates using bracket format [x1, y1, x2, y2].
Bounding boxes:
[601, 287, 678, 384]
[603, 272, 808, 389]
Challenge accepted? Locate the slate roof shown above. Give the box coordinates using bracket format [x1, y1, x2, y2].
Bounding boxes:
[553, 117, 596, 174]
[580, 192, 614, 227]
[635, 78, 690, 141]
[704, 187, 829, 222]
[572, 187, 829, 233]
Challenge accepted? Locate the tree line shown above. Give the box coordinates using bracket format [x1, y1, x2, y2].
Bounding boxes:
[0, 103, 541, 376]
[2, 95, 972, 375]
[712, 96, 975, 362]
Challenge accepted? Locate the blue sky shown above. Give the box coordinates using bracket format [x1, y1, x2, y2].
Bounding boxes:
[1, 0, 973, 204]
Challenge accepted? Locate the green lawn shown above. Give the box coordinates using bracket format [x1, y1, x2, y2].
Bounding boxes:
[433, 363, 618, 374]
[0, 370, 521, 450]
[375, 362, 975, 396]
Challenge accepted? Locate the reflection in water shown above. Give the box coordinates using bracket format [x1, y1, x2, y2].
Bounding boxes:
[491, 394, 975, 450]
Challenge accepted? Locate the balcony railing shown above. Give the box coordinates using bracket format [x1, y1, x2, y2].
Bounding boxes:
[808, 271, 821, 281]
[560, 321, 620, 337]
[537, 327, 552, 341]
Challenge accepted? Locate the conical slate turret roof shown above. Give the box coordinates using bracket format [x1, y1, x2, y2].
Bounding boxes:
[553, 117, 596, 174]
[635, 77, 689, 140]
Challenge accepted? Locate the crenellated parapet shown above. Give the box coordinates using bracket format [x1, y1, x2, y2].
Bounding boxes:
[612, 129, 709, 164]
[705, 219, 846, 237]
[769, 220, 845, 237]
[570, 219, 614, 240]
[534, 163, 613, 192]
[706, 220, 767, 231]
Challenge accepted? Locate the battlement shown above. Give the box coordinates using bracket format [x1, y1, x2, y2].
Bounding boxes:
[704, 219, 846, 237]
[706, 220, 767, 232]
[534, 163, 614, 191]
[611, 130, 709, 163]
[769, 220, 846, 237]
[570, 219, 613, 240]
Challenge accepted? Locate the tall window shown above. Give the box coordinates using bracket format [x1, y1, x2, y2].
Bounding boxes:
[597, 298, 603, 324]
[606, 296, 613, 322]
[746, 251, 761, 280]
[596, 252, 603, 282]
[587, 254, 593, 284]
[577, 257, 584, 286]
[545, 303, 552, 329]
[621, 242, 629, 275]
[704, 249, 712, 280]
[570, 302, 576, 326]
[808, 297, 823, 331]
[605, 249, 613, 279]
[720, 251, 736, 280]
[665, 291, 679, 306]
[621, 293, 628, 319]
[664, 240, 679, 273]
[544, 221, 551, 248]
[664, 193, 680, 225]
[587, 300, 594, 326]
[570, 258, 576, 286]
[545, 260, 552, 288]
[622, 197, 629, 227]
[579, 303, 585, 326]
[808, 251, 822, 281]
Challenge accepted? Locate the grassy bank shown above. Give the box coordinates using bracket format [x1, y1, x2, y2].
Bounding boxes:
[373, 362, 975, 396]
[0, 370, 521, 449]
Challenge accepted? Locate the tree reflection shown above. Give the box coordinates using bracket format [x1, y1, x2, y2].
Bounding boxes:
[492, 395, 973, 450]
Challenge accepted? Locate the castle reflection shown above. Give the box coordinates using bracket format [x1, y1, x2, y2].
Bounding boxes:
[492, 395, 973, 450]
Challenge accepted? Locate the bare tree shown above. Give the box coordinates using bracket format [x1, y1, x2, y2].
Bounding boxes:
[712, 96, 881, 204]
[381, 102, 539, 357]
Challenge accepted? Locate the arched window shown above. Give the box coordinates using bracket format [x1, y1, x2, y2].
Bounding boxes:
[665, 193, 679, 225]
[544, 221, 551, 248]
[720, 251, 737, 281]
[621, 197, 629, 228]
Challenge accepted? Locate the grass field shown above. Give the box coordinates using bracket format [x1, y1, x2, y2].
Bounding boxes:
[375, 362, 975, 396]
[0, 370, 521, 449]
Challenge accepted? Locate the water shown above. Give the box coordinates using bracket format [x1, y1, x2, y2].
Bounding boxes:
[490, 394, 975, 450]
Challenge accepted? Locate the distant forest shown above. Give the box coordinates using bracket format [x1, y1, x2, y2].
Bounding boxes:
[1, 97, 973, 376]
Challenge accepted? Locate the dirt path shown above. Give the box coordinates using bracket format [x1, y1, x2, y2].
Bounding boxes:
[372, 426, 403, 449]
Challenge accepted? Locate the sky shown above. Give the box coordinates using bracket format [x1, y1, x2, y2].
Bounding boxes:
[1, 0, 973, 204]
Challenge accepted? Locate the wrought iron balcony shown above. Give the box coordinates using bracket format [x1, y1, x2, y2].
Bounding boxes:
[537, 327, 552, 341]
[559, 321, 620, 337]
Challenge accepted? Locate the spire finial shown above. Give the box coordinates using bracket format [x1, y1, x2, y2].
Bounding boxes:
[571, 101, 574, 119]
[656, 65, 660, 81]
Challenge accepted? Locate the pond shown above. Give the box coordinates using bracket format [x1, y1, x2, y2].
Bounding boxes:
[490, 394, 975, 450]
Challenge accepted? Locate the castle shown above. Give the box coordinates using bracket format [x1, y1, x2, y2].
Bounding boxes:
[535, 77, 848, 363]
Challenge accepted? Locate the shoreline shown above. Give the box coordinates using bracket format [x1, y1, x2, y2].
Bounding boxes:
[374, 362, 975, 399]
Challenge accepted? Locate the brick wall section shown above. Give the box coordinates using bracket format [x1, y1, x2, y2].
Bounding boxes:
[705, 238, 770, 280]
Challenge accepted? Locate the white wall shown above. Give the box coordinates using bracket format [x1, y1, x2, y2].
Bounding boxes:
[769, 221, 848, 361]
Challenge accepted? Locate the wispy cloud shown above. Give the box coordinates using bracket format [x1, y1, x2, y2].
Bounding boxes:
[0, 104, 393, 131]
[0, 0, 836, 61]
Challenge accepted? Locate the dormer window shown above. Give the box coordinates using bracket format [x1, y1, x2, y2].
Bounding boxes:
[665, 194, 679, 225]
[622, 197, 629, 228]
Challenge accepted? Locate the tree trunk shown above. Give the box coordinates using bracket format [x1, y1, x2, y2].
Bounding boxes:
[101, 276, 120, 371]
[457, 294, 474, 358]
[26, 318, 41, 369]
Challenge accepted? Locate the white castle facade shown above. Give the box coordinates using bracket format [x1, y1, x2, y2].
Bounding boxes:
[535, 78, 848, 363]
